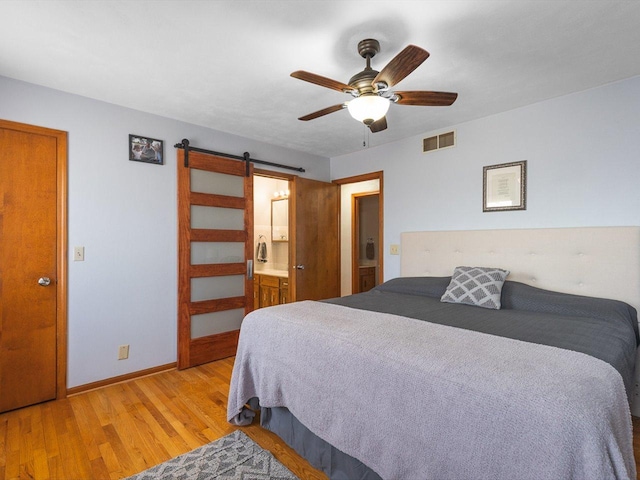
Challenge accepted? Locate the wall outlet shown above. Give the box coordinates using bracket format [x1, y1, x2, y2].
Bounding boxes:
[390, 244, 400, 255]
[118, 344, 130, 360]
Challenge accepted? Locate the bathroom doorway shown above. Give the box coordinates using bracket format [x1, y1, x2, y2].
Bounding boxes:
[253, 171, 340, 307]
[352, 192, 380, 293]
[253, 174, 291, 309]
[334, 171, 383, 297]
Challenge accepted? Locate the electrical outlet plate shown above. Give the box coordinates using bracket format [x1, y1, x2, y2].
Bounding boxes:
[390, 244, 400, 255]
[118, 344, 129, 360]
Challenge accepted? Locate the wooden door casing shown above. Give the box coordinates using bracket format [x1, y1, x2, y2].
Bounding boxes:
[0, 119, 67, 412]
[333, 171, 384, 295]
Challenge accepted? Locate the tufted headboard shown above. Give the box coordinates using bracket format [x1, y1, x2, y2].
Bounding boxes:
[401, 227, 640, 312]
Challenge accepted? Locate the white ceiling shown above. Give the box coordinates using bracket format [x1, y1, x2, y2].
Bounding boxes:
[1, 1, 640, 158]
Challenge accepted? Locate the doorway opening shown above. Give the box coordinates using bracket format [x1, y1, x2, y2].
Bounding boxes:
[253, 172, 292, 309]
[352, 192, 380, 293]
[253, 169, 341, 305]
[334, 171, 383, 297]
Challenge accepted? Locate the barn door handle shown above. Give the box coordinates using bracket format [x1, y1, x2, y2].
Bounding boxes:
[247, 260, 253, 280]
[38, 277, 51, 286]
[296, 265, 305, 270]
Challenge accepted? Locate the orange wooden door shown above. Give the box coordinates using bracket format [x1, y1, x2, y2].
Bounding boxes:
[177, 149, 253, 369]
[290, 177, 340, 301]
[0, 120, 67, 412]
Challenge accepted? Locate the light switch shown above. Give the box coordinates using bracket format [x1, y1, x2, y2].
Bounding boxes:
[74, 246, 85, 261]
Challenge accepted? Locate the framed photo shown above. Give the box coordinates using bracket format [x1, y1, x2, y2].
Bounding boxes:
[129, 135, 163, 165]
[483, 160, 527, 212]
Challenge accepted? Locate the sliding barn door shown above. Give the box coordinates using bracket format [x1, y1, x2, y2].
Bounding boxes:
[177, 150, 253, 369]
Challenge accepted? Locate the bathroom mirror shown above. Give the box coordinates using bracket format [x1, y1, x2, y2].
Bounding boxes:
[271, 198, 288, 242]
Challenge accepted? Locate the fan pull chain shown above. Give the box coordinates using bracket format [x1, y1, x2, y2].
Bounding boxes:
[362, 125, 370, 148]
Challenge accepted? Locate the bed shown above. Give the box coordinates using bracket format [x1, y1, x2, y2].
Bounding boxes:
[228, 227, 640, 480]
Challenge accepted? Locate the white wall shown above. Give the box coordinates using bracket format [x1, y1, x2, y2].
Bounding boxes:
[330, 75, 640, 281]
[0, 75, 330, 388]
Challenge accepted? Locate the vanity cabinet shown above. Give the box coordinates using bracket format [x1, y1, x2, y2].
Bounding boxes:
[279, 277, 289, 305]
[359, 266, 376, 293]
[254, 274, 289, 309]
[260, 274, 280, 308]
[253, 280, 259, 307]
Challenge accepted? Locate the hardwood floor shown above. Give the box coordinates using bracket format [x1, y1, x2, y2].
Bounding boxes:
[1, 358, 639, 479]
[0, 358, 326, 480]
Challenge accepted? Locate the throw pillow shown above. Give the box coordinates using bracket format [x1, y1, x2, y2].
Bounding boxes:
[440, 266, 510, 310]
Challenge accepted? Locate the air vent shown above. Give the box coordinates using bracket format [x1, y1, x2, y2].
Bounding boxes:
[423, 130, 456, 153]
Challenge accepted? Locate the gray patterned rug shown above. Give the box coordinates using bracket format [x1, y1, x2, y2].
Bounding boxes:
[125, 429, 299, 479]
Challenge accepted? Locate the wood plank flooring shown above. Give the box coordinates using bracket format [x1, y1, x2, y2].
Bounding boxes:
[1, 357, 639, 479]
[0, 358, 326, 480]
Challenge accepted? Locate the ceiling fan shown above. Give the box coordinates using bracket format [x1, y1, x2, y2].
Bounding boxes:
[291, 39, 458, 133]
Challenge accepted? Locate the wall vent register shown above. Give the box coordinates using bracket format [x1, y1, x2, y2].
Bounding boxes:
[423, 131, 456, 153]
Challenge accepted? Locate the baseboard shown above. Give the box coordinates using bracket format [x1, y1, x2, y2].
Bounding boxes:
[66, 362, 177, 396]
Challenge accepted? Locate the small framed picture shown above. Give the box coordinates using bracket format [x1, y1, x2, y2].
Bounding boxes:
[483, 160, 527, 212]
[129, 135, 163, 165]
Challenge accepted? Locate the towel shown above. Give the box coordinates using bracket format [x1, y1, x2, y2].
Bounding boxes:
[256, 241, 267, 263]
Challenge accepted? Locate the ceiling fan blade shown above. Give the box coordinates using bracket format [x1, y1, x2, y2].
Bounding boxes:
[394, 91, 458, 106]
[291, 71, 353, 93]
[298, 104, 346, 121]
[373, 45, 430, 88]
[368, 116, 387, 133]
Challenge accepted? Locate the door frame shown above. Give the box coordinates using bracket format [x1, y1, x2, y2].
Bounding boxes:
[253, 168, 295, 302]
[351, 191, 380, 293]
[0, 119, 68, 399]
[333, 171, 384, 293]
[253, 169, 342, 302]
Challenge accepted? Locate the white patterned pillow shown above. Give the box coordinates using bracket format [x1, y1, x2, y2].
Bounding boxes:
[440, 266, 510, 310]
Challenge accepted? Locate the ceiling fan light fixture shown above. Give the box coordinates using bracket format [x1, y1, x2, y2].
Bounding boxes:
[291, 39, 456, 133]
[347, 95, 390, 124]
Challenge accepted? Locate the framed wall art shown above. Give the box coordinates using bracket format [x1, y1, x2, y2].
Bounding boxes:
[129, 135, 163, 165]
[483, 160, 527, 212]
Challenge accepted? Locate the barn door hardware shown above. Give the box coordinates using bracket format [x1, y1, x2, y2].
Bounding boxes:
[174, 139, 305, 175]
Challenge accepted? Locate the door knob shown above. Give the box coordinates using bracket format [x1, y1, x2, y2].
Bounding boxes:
[38, 277, 51, 286]
[296, 265, 305, 270]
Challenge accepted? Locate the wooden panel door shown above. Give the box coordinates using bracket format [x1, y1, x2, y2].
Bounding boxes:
[0, 119, 67, 412]
[177, 150, 253, 369]
[290, 177, 340, 301]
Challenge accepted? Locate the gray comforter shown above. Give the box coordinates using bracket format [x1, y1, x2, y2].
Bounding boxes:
[327, 277, 639, 398]
[228, 279, 637, 479]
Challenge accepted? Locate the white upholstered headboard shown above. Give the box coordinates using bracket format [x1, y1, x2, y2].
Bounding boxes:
[401, 227, 640, 312]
